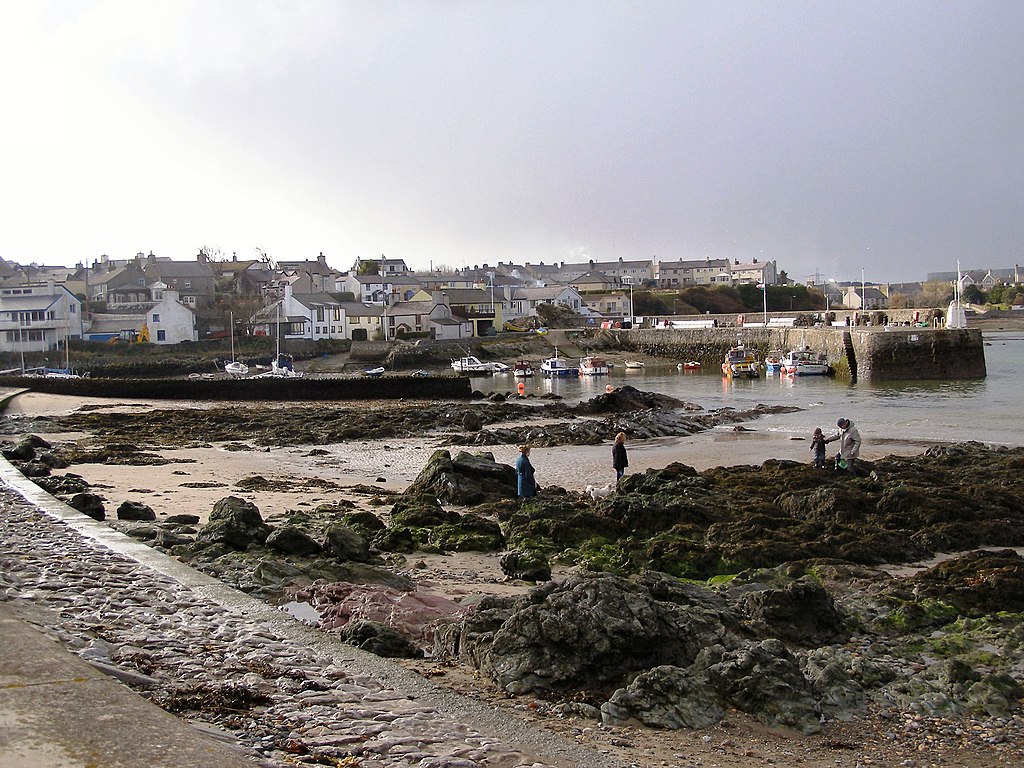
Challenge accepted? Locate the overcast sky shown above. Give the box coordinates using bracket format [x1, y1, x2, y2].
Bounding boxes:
[1, 1, 1021, 283]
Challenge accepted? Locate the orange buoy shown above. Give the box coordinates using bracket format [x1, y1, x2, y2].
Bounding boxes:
[605, 384, 613, 394]
[517, 381, 526, 396]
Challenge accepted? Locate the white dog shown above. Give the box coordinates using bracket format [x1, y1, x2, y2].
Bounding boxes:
[586, 484, 613, 500]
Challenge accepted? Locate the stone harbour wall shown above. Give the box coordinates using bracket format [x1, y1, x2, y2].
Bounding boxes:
[618, 327, 986, 381]
[0, 373, 474, 401]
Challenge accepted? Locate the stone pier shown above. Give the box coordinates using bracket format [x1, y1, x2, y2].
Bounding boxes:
[613, 327, 986, 381]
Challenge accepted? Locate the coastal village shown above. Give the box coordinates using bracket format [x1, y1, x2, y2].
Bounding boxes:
[0, 252, 1021, 359]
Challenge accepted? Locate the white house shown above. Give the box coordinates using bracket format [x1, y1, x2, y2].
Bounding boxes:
[731, 259, 778, 286]
[254, 284, 387, 341]
[86, 286, 198, 344]
[0, 281, 84, 353]
[385, 298, 471, 341]
[843, 286, 889, 310]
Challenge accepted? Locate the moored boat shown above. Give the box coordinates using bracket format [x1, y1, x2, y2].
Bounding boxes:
[578, 355, 609, 376]
[677, 361, 701, 370]
[451, 355, 507, 374]
[512, 360, 535, 377]
[780, 349, 832, 376]
[361, 366, 385, 377]
[722, 345, 760, 378]
[624, 360, 645, 369]
[540, 353, 578, 377]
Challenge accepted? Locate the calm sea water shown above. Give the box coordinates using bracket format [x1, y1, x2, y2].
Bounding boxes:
[482, 330, 1024, 449]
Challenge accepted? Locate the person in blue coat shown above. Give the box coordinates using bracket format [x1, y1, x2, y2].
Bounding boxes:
[516, 444, 537, 499]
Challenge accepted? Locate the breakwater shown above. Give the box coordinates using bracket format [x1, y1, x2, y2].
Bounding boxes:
[615, 327, 986, 381]
[0, 374, 474, 401]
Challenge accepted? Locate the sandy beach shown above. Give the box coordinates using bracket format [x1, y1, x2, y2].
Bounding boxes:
[3, 390, 936, 527]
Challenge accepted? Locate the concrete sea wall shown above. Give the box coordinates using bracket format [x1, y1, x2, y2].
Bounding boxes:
[616, 327, 986, 381]
[0, 374, 474, 401]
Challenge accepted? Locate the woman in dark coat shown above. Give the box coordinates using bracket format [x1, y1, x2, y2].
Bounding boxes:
[516, 444, 536, 498]
[612, 432, 628, 482]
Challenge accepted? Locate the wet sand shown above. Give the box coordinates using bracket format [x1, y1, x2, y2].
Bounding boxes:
[3, 390, 939, 528]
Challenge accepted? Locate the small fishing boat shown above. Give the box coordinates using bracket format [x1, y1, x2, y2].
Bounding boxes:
[512, 360, 535, 377]
[540, 348, 578, 377]
[722, 345, 760, 378]
[361, 366, 385, 377]
[780, 349, 832, 376]
[677, 361, 701, 370]
[624, 360, 645, 369]
[578, 355, 610, 376]
[451, 355, 507, 374]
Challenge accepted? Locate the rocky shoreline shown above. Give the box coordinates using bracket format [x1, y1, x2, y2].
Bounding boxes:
[2, 389, 1024, 767]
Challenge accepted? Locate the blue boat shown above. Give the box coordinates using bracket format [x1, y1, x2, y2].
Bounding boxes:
[540, 348, 578, 377]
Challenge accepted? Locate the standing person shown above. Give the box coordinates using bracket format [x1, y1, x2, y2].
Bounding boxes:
[612, 432, 629, 483]
[516, 444, 536, 499]
[825, 418, 862, 476]
[809, 427, 827, 468]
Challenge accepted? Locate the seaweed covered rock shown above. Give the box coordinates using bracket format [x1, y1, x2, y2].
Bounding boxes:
[405, 449, 516, 504]
[196, 496, 271, 548]
[340, 510, 386, 540]
[692, 639, 821, 732]
[903, 549, 1024, 615]
[499, 550, 552, 582]
[69, 492, 105, 521]
[602, 665, 724, 729]
[1, 434, 50, 462]
[503, 445, 1024, 580]
[573, 385, 690, 414]
[736, 577, 849, 647]
[32, 473, 91, 496]
[339, 619, 423, 658]
[265, 524, 322, 556]
[460, 571, 738, 695]
[116, 500, 156, 521]
[322, 522, 371, 562]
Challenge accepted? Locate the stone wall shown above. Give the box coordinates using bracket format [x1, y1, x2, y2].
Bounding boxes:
[851, 328, 986, 381]
[0, 374, 474, 402]
[613, 327, 986, 381]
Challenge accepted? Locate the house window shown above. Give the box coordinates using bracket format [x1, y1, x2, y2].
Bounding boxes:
[152, 313, 160, 323]
[157, 330, 166, 341]
[184, 280, 191, 288]
[316, 308, 325, 322]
